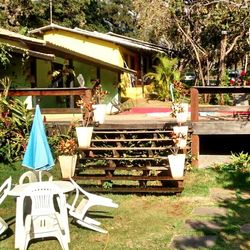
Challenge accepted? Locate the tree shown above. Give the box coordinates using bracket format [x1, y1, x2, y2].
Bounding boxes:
[133, 0, 250, 87]
[84, 0, 138, 36]
[144, 55, 181, 101]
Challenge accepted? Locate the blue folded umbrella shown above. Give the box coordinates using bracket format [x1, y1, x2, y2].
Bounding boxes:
[22, 105, 54, 171]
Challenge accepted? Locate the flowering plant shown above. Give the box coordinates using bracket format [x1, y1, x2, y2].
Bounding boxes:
[170, 131, 187, 154]
[170, 101, 185, 118]
[92, 84, 109, 104]
[56, 138, 78, 156]
[76, 98, 94, 126]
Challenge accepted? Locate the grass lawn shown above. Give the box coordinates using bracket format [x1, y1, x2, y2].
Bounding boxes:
[0, 162, 250, 250]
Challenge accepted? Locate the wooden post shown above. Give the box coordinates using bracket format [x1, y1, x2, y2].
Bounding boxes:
[191, 88, 199, 122]
[191, 88, 199, 167]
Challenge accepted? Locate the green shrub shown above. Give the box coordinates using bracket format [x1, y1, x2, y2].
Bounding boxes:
[0, 78, 33, 163]
[215, 152, 250, 189]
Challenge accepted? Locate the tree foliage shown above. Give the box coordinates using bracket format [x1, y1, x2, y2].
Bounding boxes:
[0, 0, 137, 36]
[144, 55, 181, 101]
[0, 0, 249, 87]
[133, 0, 250, 85]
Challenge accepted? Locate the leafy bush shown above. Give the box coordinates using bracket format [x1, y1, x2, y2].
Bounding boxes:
[144, 55, 181, 102]
[216, 152, 250, 173]
[215, 152, 250, 189]
[0, 78, 33, 162]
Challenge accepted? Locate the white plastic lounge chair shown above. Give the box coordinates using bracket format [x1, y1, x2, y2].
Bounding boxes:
[19, 171, 37, 184]
[0, 176, 12, 235]
[67, 178, 118, 234]
[18, 182, 70, 250]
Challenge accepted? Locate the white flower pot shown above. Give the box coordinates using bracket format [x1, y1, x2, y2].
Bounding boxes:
[172, 103, 189, 124]
[176, 112, 188, 124]
[168, 154, 185, 178]
[76, 126, 93, 148]
[58, 155, 77, 178]
[93, 104, 106, 124]
[173, 126, 188, 149]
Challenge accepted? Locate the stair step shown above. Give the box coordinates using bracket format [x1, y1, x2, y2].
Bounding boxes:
[77, 166, 169, 171]
[79, 146, 171, 150]
[74, 175, 183, 181]
[79, 156, 169, 161]
[91, 138, 172, 142]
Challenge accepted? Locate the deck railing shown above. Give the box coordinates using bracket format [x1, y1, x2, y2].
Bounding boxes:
[0, 87, 92, 109]
[190, 86, 250, 167]
[3, 87, 91, 97]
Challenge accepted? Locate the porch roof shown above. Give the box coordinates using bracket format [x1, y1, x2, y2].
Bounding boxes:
[4, 44, 55, 61]
[29, 23, 173, 54]
[44, 41, 136, 74]
[0, 28, 55, 60]
[0, 28, 45, 45]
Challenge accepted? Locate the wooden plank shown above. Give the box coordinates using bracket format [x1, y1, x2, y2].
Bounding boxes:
[3, 87, 91, 96]
[77, 166, 169, 171]
[198, 106, 250, 112]
[41, 108, 81, 114]
[95, 123, 178, 130]
[192, 121, 250, 135]
[79, 146, 171, 150]
[191, 88, 199, 122]
[193, 86, 250, 94]
[74, 175, 183, 181]
[191, 134, 199, 168]
[79, 156, 169, 160]
[93, 130, 173, 134]
[79, 186, 184, 193]
[91, 138, 172, 142]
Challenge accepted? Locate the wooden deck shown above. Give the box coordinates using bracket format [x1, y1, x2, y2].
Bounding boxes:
[2, 86, 249, 191]
[74, 127, 187, 194]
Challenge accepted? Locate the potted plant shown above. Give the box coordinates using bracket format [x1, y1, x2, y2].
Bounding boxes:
[75, 99, 94, 148]
[171, 101, 189, 124]
[168, 132, 186, 178]
[92, 84, 109, 124]
[172, 126, 188, 149]
[57, 138, 78, 179]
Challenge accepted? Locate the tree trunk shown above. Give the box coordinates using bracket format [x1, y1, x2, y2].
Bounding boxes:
[218, 31, 228, 105]
[218, 31, 227, 86]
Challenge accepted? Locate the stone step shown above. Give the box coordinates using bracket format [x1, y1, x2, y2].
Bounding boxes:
[185, 219, 223, 231]
[171, 235, 217, 249]
[240, 224, 250, 234]
[192, 206, 227, 217]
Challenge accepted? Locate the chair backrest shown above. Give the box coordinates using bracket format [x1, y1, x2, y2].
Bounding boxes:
[21, 182, 65, 216]
[19, 171, 38, 184]
[0, 177, 12, 205]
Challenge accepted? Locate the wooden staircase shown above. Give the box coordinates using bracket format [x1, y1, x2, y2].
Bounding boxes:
[74, 127, 188, 194]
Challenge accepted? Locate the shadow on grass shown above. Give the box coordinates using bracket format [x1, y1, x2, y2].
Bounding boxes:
[172, 167, 250, 249]
[215, 170, 250, 190]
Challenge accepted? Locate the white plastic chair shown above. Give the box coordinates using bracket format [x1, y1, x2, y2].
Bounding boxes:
[18, 182, 70, 250]
[19, 171, 38, 184]
[0, 176, 12, 235]
[67, 178, 118, 234]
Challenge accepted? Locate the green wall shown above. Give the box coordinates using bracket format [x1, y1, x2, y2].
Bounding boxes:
[73, 61, 119, 103]
[36, 59, 58, 108]
[73, 61, 97, 87]
[100, 68, 119, 102]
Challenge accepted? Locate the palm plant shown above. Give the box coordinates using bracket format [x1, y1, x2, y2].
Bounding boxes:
[144, 55, 180, 101]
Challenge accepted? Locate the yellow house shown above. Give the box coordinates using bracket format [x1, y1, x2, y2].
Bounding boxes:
[0, 24, 174, 109]
[0, 27, 134, 109]
[30, 23, 174, 100]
